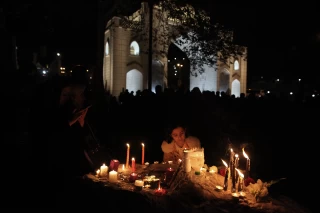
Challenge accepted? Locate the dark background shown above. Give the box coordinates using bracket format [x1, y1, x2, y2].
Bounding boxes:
[4, 0, 320, 86]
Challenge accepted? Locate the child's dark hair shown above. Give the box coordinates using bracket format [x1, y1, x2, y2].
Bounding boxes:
[165, 122, 188, 142]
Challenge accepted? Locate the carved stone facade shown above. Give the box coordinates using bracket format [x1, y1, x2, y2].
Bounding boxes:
[103, 2, 247, 97]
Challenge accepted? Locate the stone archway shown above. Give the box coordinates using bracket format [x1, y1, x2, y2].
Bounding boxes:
[126, 69, 143, 94]
[219, 69, 230, 93]
[152, 60, 164, 93]
[231, 79, 241, 97]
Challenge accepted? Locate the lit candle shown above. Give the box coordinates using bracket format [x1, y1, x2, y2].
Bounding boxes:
[135, 179, 144, 191]
[109, 170, 117, 182]
[126, 143, 130, 168]
[235, 168, 244, 192]
[232, 192, 239, 199]
[215, 185, 223, 191]
[229, 148, 235, 166]
[234, 154, 239, 167]
[129, 172, 138, 182]
[154, 181, 166, 195]
[234, 154, 239, 182]
[135, 179, 144, 187]
[221, 159, 229, 191]
[242, 148, 250, 179]
[109, 159, 119, 171]
[141, 143, 145, 165]
[118, 164, 125, 173]
[96, 169, 100, 177]
[239, 191, 246, 198]
[100, 163, 108, 177]
[229, 149, 236, 193]
[131, 157, 136, 172]
[165, 167, 175, 183]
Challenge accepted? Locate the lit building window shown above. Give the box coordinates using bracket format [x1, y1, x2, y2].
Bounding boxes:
[130, 41, 140, 55]
[105, 41, 109, 56]
[234, 60, 239, 70]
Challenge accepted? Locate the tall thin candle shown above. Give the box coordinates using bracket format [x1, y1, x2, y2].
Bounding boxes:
[229, 148, 236, 192]
[221, 159, 229, 191]
[141, 143, 145, 165]
[234, 154, 239, 183]
[126, 143, 130, 168]
[132, 157, 136, 172]
[236, 168, 244, 192]
[242, 148, 250, 179]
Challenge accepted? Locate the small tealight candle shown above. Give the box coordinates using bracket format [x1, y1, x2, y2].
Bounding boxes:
[232, 192, 239, 199]
[144, 162, 150, 166]
[96, 169, 100, 177]
[209, 170, 215, 174]
[168, 161, 173, 164]
[109, 170, 117, 183]
[154, 161, 159, 164]
[215, 185, 223, 191]
[100, 164, 109, 177]
[209, 166, 218, 173]
[239, 191, 246, 198]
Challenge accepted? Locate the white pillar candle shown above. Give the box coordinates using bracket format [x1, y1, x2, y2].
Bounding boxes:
[135, 180, 144, 187]
[109, 170, 117, 182]
[100, 164, 108, 177]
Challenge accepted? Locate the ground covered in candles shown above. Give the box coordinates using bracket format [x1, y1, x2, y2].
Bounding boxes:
[82, 165, 312, 213]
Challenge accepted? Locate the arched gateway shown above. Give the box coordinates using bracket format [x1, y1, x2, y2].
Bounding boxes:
[103, 2, 247, 97]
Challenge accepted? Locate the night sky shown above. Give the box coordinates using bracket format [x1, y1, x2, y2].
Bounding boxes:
[5, 1, 320, 85]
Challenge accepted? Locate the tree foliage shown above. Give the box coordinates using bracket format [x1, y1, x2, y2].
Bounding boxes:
[112, 0, 246, 75]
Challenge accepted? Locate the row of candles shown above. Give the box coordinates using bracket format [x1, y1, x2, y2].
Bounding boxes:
[126, 143, 145, 168]
[96, 159, 168, 195]
[220, 148, 250, 193]
[96, 144, 250, 196]
[95, 143, 146, 186]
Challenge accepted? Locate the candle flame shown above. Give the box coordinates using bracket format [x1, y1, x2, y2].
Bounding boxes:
[231, 148, 233, 152]
[242, 148, 249, 159]
[235, 154, 239, 158]
[235, 168, 244, 178]
[96, 169, 100, 174]
[132, 157, 135, 160]
[221, 159, 228, 167]
[142, 143, 144, 147]
[126, 143, 130, 147]
[102, 163, 106, 166]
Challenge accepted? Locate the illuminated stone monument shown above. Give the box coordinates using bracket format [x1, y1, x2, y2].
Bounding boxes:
[103, 2, 247, 97]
